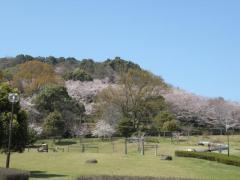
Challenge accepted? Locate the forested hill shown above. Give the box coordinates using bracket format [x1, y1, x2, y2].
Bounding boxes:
[0, 55, 141, 82]
[0, 54, 240, 138]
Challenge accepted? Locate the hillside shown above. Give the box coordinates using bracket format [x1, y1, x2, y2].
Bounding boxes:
[1, 54, 240, 137]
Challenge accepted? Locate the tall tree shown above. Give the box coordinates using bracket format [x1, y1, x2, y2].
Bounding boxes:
[43, 111, 65, 137]
[35, 85, 85, 132]
[96, 69, 168, 136]
[0, 83, 28, 152]
[13, 60, 57, 94]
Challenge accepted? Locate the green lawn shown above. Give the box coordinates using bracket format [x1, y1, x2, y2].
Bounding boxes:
[1, 136, 240, 180]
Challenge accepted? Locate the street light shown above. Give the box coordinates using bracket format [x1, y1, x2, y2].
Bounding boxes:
[6, 93, 20, 168]
[226, 124, 230, 157]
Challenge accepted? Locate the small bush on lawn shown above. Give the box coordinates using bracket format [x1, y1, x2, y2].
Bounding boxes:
[76, 175, 200, 180]
[175, 151, 240, 167]
[0, 168, 29, 180]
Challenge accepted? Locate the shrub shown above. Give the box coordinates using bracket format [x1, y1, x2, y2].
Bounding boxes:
[0, 168, 29, 180]
[76, 175, 199, 180]
[175, 151, 240, 167]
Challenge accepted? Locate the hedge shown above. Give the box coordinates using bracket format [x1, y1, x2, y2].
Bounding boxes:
[76, 175, 200, 180]
[175, 150, 240, 167]
[0, 168, 29, 180]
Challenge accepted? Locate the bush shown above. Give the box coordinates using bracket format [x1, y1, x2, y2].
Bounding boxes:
[175, 151, 240, 167]
[76, 175, 199, 180]
[0, 168, 29, 180]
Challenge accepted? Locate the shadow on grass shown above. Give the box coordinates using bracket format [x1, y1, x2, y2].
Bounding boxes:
[30, 171, 67, 179]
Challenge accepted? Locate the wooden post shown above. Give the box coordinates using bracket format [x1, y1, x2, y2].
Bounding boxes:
[112, 142, 115, 153]
[155, 145, 158, 156]
[68, 145, 69, 152]
[137, 138, 141, 152]
[82, 144, 85, 153]
[125, 138, 127, 155]
[141, 139, 144, 156]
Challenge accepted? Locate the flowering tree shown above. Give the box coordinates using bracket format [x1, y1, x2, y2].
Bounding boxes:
[164, 88, 208, 127]
[205, 97, 240, 156]
[206, 98, 240, 131]
[92, 120, 115, 138]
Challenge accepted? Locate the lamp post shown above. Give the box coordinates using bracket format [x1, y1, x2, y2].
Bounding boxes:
[226, 124, 230, 157]
[6, 93, 20, 168]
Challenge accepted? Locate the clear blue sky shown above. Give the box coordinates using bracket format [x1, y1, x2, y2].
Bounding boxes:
[1, 0, 240, 101]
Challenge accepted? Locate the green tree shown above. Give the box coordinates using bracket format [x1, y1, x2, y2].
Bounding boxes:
[13, 60, 57, 94]
[63, 68, 93, 81]
[0, 83, 28, 152]
[104, 57, 141, 74]
[43, 111, 65, 137]
[153, 111, 178, 136]
[162, 120, 178, 132]
[117, 118, 135, 137]
[97, 69, 169, 136]
[35, 85, 85, 131]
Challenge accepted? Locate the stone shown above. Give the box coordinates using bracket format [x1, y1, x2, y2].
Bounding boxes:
[160, 155, 172, 160]
[86, 159, 98, 164]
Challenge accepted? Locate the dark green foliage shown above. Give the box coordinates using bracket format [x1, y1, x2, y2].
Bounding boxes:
[35, 85, 85, 115]
[35, 84, 85, 133]
[117, 118, 135, 137]
[45, 56, 57, 65]
[2, 66, 18, 81]
[104, 56, 141, 73]
[76, 175, 199, 180]
[162, 120, 178, 131]
[63, 68, 93, 81]
[78, 59, 96, 75]
[77, 57, 141, 80]
[142, 96, 167, 119]
[0, 55, 141, 83]
[0, 83, 28, 153]
[43, 111, 65, 137]
[153, 111, 177, 133]
[0, 168, 29, 180]
[35, 85, 70, 113]
[79, 59, 115, 80]
[0, 54, 79, 70]
[175, 151, 240, 167]
[0, 54, 34, 70]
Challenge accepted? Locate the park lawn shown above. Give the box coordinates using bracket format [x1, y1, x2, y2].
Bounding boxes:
[1, 136, 240, 180]
[1, 151, 240, 180]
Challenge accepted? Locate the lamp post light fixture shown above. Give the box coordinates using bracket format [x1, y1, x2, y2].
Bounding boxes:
[226, 124, 230, 157]
[6, 93, 20, 168]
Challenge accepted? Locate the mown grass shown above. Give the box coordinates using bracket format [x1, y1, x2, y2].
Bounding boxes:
[0, 135, 240, 180]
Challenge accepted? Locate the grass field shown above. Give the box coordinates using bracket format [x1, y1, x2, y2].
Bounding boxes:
[1, 135, 240, 180]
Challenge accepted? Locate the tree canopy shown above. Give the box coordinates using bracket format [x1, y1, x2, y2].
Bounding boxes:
[43, 111, 65, 137]
[35, 84, 85, 133]
[13, 60, 57, 94]
[0, 83, 28, 152]
[63, 68, 93, 81]
[96, 69, 169, 136]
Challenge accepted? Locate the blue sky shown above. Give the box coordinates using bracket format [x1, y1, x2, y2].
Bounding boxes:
[0, 0, 240, 101]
